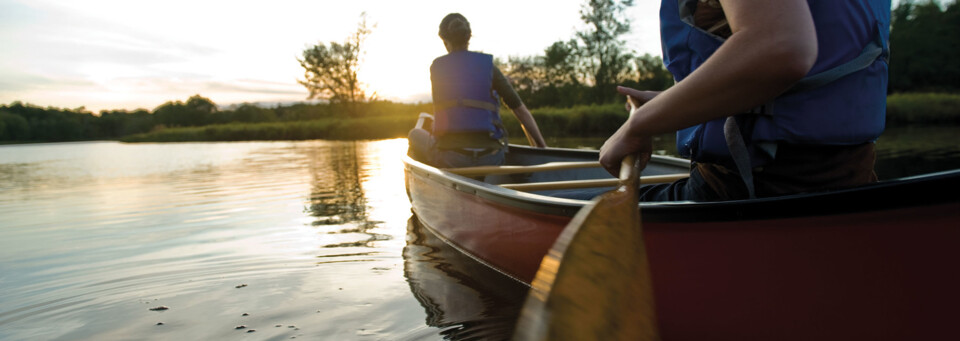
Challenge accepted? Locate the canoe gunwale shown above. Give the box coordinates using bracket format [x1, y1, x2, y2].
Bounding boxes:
[405, 155, 589, 217]
[404, 145, 960, 222]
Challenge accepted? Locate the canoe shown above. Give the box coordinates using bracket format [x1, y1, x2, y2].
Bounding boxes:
[403, 144, 960, 341]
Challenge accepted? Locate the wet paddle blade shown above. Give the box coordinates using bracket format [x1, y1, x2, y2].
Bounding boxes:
[513, 172, 658, 340]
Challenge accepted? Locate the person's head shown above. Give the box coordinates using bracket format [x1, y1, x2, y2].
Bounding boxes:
[439, 13, 471, 52]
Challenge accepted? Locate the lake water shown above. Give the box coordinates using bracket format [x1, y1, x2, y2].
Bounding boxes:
[1, 126, 958, 340]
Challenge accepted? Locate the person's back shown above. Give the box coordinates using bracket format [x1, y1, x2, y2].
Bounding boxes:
[430, 50, 505, 152]
[408, 13, 546, 168]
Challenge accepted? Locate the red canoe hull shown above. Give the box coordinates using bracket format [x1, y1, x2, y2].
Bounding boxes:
[405, 147, 960, 341]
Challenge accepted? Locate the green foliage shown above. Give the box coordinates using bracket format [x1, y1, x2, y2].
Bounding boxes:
[500, 103, 629, 138]
[0, 102, 90, 141]
[98, 109, 154, 136]
[0, 111, 30, 141]
[118, 99, 430, 142]
[576, 0, 636, 103]
[8, 1, 960, 144]
[153, 94, 217, 127]
[890, 0, 960, 92]
[543, 40, 582, 87]
[3, 90, 958, 145]
[631, 53, 674, 91]
[298, 13, 374, 116]
[223, 103, 277, 123]
[886, 92, 960, 125]
[0, 96, 433, 143]
[500, 0, 670, 108]
[120, 115, 419, 143]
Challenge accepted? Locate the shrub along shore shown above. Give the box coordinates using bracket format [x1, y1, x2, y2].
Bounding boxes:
[122, 92, 960, 143]
[2, 92, 958, 144]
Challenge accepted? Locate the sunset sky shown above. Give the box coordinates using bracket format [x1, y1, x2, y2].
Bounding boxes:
[0, 0, 905, 113]
[0, 0, 660, 113]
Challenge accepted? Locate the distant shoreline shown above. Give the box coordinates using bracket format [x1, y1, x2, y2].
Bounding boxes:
[2, 93, 958, 144]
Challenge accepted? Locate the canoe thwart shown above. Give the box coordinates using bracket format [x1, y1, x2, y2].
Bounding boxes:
[444, 161, 602, 177]
[501, 173, 689, 192]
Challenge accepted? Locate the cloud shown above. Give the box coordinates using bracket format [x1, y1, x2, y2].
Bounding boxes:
[205, 79, 306, 96]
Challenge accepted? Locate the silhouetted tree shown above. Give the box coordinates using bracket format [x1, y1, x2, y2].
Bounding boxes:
[98, 109, 154, 136]
[890, 0, 960, 92]
[230, 103, 277, 123]
[298, 13, 374, 117]
[632, 53, 673, 91]
[576, 0, 635, 103]
[153, 94, 216, 127]
[543, 40, 582, 87]
[0, 111, 30, 140]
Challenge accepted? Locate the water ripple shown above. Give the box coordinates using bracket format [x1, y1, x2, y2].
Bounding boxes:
[0, 140, 418, 340]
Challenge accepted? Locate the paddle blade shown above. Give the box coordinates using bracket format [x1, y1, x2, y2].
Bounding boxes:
[513, 184, 658, 341]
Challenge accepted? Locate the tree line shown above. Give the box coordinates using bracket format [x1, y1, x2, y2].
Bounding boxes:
[496, 0, 673, 108]
[890, 0, 960, 92]
[3, 0, 957, 143]
[497, 0, 960, 106]
[0, 95, 429, 143]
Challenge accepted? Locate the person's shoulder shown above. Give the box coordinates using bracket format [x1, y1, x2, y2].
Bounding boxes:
[469, 51, 494, 59]
[430, 55, 446, 70]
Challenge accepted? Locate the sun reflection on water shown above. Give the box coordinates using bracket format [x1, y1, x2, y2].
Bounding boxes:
[0, 139, 437, 340]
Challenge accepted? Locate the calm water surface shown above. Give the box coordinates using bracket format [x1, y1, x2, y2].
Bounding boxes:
[1, 126, 958, 340]
[0, 139, 475, 340]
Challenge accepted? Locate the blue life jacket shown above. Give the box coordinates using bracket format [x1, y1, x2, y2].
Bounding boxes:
[661, 0, 890, 167]
[430, 51, 503, 139]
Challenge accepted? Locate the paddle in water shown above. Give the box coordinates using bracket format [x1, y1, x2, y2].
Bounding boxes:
[513, 102, 659, 341]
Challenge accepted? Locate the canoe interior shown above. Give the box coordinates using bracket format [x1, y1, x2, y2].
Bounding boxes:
[484, 144, 688, 197]
[404, 144, 960, 341]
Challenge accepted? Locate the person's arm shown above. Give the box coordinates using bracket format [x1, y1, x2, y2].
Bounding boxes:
[599, 0, 817, 176]
[493, 67, 547, 148]
[511, 104, 547, 148]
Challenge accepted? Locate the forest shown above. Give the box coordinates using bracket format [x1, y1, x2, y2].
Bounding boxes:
[1, 0, 958, 143]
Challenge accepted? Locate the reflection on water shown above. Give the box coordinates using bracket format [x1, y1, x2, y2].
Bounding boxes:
[0, 140, 434, 340]
[874, 126, 960, 179]
[304, 141, 392, 248]
[0, 125, 956, 340]
[403, 218, 529, 340]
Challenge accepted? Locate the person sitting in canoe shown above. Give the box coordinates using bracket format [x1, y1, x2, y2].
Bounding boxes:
[408, 13, 547, 168]
[600, 0, 889, 201]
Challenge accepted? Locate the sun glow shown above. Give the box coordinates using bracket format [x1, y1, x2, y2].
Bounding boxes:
[1, 0, 662, 112]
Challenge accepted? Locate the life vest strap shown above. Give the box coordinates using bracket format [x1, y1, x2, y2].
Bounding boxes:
[748, 26, 887, 116]
[723, 116, 757, 199]
[786, 27, 887, 96]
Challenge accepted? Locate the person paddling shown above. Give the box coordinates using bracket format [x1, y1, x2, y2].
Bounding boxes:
[601, 0, 890, 201]
[408, 13, 547, 168]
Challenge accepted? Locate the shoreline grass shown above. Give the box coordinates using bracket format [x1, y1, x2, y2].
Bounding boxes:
[120, 116, 418, 142]
[885, 92, 960, 125]
[114, 92, 960, 143]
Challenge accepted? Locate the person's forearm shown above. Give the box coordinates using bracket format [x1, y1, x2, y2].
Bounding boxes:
[624, 0, 817, 138]
[512, 105, 547, 148]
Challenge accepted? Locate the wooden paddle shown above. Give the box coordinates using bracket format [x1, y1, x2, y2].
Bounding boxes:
[513, 106, 659, 340]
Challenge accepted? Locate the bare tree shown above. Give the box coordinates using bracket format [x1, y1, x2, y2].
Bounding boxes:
[298, 13, 374, 116]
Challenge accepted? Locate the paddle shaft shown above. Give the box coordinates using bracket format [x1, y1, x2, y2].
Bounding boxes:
[514, 101, 659, 341]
